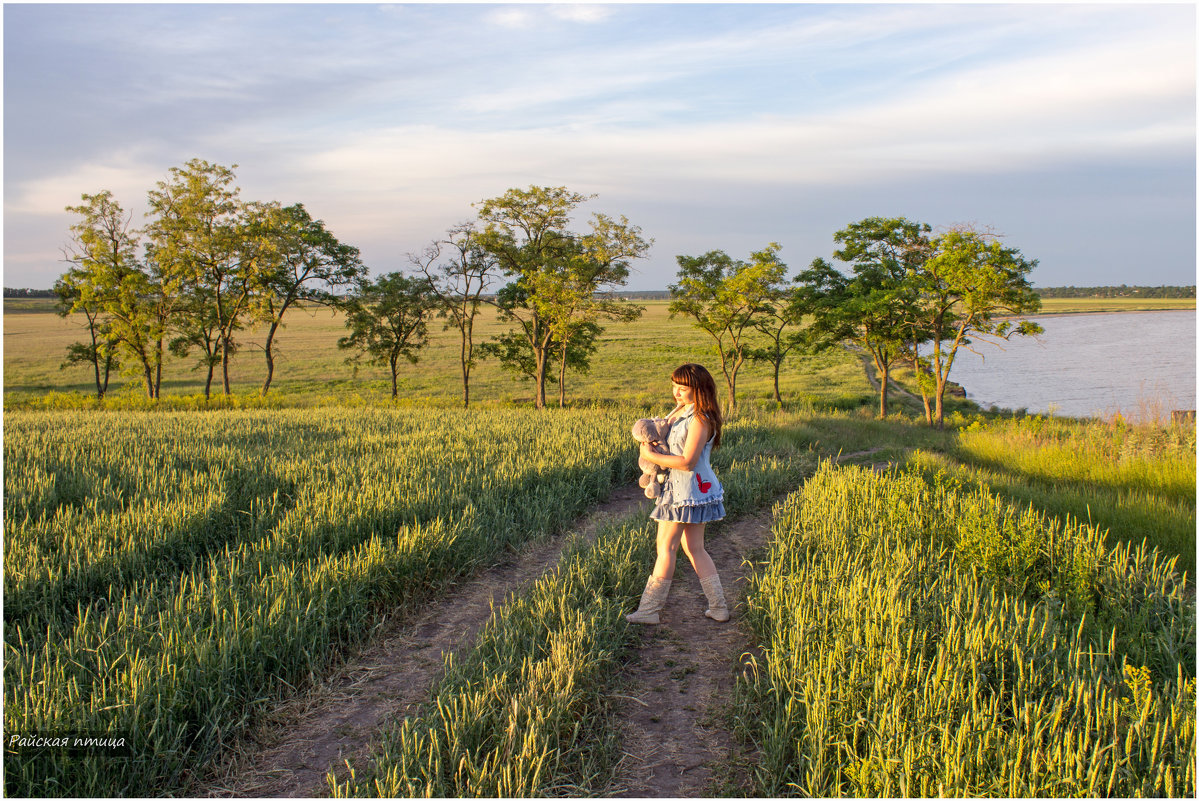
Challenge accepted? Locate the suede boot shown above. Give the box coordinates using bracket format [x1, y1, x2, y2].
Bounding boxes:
[625, 576, 671, 624]
[700, 573, 730, 622]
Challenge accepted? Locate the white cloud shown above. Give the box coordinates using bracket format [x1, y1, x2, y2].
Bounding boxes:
[549, 5, 615, 25]
[8, 157, 162, 219]
[485, 8, 535, 29]
[298, 22, 1193, 197]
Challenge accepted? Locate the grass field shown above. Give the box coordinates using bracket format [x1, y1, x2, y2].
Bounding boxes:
[1035, 297, 1196, 315]
[3, 295, 1195, 797]
[6, 296, 1194, 408]
[738, 463, 1195, 797]
[4, 300, 870, 410]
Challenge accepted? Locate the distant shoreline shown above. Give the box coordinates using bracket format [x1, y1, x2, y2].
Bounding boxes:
[996, 306, 1196, 321]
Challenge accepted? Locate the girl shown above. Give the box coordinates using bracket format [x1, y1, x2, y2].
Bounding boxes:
[626, 363, 728, 624]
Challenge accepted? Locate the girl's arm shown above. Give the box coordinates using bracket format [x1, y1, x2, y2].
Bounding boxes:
[640, 416, 709, 472]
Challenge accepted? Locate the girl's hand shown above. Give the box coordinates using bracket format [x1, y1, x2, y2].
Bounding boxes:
[639, 442, 656, 464]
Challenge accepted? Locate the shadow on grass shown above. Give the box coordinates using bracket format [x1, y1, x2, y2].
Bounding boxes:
[914, 450, 1195, 580]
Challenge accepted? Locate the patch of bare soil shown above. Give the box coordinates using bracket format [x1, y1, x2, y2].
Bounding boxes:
[604, 511, 770, 798]
[198, 482, 650, 798]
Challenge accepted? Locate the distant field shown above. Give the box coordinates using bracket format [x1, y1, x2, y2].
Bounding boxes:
[6, 296, 1193, 408]
[1035, 297, 1195, 314]
[2, 300, 869, 409]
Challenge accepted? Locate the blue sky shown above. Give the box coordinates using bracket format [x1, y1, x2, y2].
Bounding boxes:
[4, 2, 1195, 290]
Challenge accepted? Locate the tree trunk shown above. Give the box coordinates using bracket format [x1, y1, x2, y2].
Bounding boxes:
[261, 320, 281, 397]
[139, 342, 157, 399]
[390, 355, 399, 399]
[878, 359, 890, 418]
[725, 362, 740, 415]
[153, 338, 164, 399]
[727, 353, 745, 413]
[934, 377, 946, 429]
[89, 328, 104, 398]
[221, 335, 232, 395]
[534, 346, 548, 410]
[460, 326, 471, 409]
[772, 360, 782, 404]
[204, 359, 215, 401]
[558, 344, 568, 408]
[101, 351, 113, 397]
[92, 357, 104, 399]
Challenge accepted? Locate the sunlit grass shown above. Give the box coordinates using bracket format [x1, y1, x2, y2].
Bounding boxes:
[738, 463, 1196, 798]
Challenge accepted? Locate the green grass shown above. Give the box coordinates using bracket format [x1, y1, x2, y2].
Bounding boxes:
[328, 413, 823, 797]
[3, 301, 866, 411]
[931, 414, 1196, 578]
[1035, 297, 1195, 315]
[5, 296, 1195, 797]
[738, 463, 1195, 797]
[4, 406, 638, 797]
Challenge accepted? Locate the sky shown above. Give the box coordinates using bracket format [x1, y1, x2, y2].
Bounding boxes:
[4, 2, 1196, 291]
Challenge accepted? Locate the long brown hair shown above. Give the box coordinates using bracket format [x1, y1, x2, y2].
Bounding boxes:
[672, 363, 722, 448]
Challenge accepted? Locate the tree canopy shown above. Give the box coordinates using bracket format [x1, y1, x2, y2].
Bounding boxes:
[669, 243, 789, 413]
[475, 186, 648, 409]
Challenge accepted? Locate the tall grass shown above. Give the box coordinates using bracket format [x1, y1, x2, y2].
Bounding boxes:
[738, 463, 1195, 797]
[329, 415, 822, 797]
[4, 407, 637, 797]
[943, 413, 1196, 577]
[329, 515, 656, 798]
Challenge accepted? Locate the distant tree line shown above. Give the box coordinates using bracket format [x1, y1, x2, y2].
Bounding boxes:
[672, 218, 1041, 428]
[5, 288, 59, 298]
[49, 161, 1045, 425]
[52, 163, 649, 408]
[1035, 285, 1196, 298]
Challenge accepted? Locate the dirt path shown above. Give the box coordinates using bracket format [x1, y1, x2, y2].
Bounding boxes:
[852, 347, 922, 403]
[606, 448, 888, 798]
[199, 482, 651, 798]
[605, 510, 772, 797]
[199, 450, 889, 798]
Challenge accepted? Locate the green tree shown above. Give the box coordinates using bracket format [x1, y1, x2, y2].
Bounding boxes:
[746, 281, 806, 404]
[545, 217, 647, 407]
[60, 190, 172, 399]
[338, 273, 436, 399]
[144, 159, 261, 397]
[254, 203, 367, 396]
[410, 222, 500, 408]
[669, 243, 788, 413]
[798, 217, 932, 418]
[53, 267, 119, 398]
[475, 186, 648, 409]
[166, 281, 224, 398]
[912, 226, 1044, 428]
[57, 192, 138, 397]
[109, 256, 178, 399]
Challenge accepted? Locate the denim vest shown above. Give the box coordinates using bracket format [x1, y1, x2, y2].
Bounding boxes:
[665, 407, 723, 507]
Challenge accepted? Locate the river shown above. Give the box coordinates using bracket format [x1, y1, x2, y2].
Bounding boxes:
[938, 310, 1196, 421]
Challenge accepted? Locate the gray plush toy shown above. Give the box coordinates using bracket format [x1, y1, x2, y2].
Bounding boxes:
[631, 417, 671, 499]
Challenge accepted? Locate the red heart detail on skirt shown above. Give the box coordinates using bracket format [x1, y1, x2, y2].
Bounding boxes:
[696, 475, 712, 493]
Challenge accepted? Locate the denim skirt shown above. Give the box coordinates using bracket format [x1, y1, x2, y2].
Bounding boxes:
[649, 475, 725, 524]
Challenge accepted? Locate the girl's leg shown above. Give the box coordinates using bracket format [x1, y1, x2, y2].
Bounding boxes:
[680, 523, 729, 621]
[651, 519, 685, 580]
[627, 520, 682, 625]
[679, 523, 717, 579]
